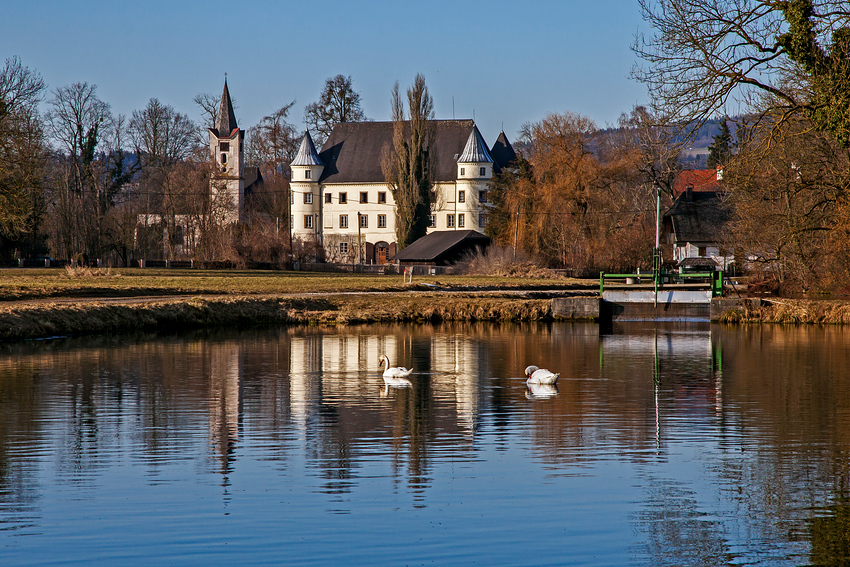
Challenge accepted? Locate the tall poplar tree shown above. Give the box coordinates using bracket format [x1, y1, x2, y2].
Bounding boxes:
[381, 74, 435, 250]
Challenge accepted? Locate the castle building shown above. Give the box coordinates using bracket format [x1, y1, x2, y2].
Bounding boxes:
[291, 120, 516, 264]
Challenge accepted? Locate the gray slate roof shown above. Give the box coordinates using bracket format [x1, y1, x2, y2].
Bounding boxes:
[490, 131, 518, 174]
[292, 131, 323, 166]
[458, 125, 493, 164]
[215, 80, 238, 136]
[318, 120, 485, 184]
[663, 191, 731, 244]
[391, 230, 490, 264]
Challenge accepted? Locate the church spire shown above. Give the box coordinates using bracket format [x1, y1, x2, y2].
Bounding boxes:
[216, 78, 238, 135]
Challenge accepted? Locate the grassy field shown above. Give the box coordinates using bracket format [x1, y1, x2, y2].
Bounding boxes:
[0, 268, 595, 302]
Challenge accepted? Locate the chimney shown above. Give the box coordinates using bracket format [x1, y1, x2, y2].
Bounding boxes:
[686, 184, 693, 202]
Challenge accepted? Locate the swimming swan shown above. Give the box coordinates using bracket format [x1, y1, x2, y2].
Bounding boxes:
[524, 365, 560, 385]
[379, 355, 413, 382]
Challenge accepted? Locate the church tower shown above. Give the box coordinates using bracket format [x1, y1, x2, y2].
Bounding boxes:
[209, 79, 244, 223]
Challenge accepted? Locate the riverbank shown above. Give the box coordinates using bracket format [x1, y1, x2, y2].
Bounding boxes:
[0, 292, 561, 341]
[717, 297, 850, 324]
[3, 268, 850, 341]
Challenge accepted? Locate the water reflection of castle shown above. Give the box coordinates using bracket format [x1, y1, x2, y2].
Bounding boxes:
[289, 331, 484, 434]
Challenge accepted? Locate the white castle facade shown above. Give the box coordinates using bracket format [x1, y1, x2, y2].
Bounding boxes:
[209, 82, 516, 264]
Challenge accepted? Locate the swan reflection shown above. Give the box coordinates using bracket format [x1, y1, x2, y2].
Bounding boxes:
[526, 382, 559, 400]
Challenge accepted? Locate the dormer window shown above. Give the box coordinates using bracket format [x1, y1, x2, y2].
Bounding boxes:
[305, 170, 311, 180]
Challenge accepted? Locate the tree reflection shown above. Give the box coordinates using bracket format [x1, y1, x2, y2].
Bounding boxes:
[2, 323, 850, 564]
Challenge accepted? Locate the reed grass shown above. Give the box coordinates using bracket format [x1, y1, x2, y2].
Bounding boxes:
[718, 298, 850, 324]
[0, 293, 555, 341]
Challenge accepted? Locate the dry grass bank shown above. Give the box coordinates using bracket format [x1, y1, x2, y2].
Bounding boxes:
[718, 298, 850, 324]
[0, 293, 555, 341]
[0, 268, 592, 302]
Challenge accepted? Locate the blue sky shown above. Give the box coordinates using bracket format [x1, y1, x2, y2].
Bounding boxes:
[3, 0, 649, 146]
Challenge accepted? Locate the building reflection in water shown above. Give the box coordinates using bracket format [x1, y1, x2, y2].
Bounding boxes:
[207, 341, 242, 486]
[3, 324, 850, 565]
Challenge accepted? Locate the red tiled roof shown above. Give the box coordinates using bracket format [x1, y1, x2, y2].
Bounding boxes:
[673, 169, 721, 198]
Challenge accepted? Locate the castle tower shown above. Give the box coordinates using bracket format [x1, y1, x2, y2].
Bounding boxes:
[456, 124, 493, 231]
[290, 131, 324, 242]
[209, 79, 244, 223]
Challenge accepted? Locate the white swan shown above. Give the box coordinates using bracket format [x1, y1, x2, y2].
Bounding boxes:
[525, 365, 560, 385]
[379, 355, 413, 386]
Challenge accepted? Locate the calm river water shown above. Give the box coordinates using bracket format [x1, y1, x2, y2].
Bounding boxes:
[1, 321, 849, 566]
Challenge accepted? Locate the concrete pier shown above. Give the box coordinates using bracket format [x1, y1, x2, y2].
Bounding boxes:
[552, 293, 759, 323]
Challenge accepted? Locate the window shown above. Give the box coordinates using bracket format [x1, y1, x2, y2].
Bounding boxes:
[480, 167, 486, 176]
[360, 192, 368, 203]
[304, 215, 313, 229]
[359, 214, 368, 228]
[339, 214, 348, 228]
[325, 193, 332, 203]
[479, 190, 487, 203]
[378, 191, 387, 203]
[447, 214, 455, 228]
[458, 190, 465, 203]
[460, 167, 465, 176]
[378, 214, 386, 228]
[339, 192, 347, 204]
[428, 215, 436, 228]
[479, 213, 487, 228]
[221, 153, 227, 164]
[303, 192, 312, 204]
[290, 192, 293, 204]
[698, 246, 707, 256]
[220, 142, 229, 151]
[340, 242, 348, 254]
[305, 169, 311, 180]
[458, 213, 465, 228]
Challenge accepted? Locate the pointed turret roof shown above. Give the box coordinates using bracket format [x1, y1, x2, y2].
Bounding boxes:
[490, 131, 518, 173]
[457, 125, 493, 164]
[216, 79, 238, 135]
[292, 131, 323, 166]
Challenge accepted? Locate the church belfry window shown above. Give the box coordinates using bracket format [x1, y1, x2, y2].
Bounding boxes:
[220, 142, 229, 151]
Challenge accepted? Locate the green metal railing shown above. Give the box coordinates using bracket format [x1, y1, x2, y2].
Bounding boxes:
[600, 249, 724, 305]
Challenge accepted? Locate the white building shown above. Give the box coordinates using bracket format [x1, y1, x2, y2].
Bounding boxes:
[290, 120, 516, 264]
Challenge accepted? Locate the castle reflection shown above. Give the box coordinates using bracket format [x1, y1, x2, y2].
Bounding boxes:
[2, 323, 850, 564]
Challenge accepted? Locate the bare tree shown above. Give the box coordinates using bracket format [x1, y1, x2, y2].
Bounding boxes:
[632, 0, 850, 140]
[617, 106, 681, 201]
[0, 57, 46, 243]
[381, 74, 435, 250]
[245, 101, 298, 174]
[304, 75, 367, 146]
[193, 91, 225, 145]
[45, 82, 115, 260]
[129, 98, 198, 259]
